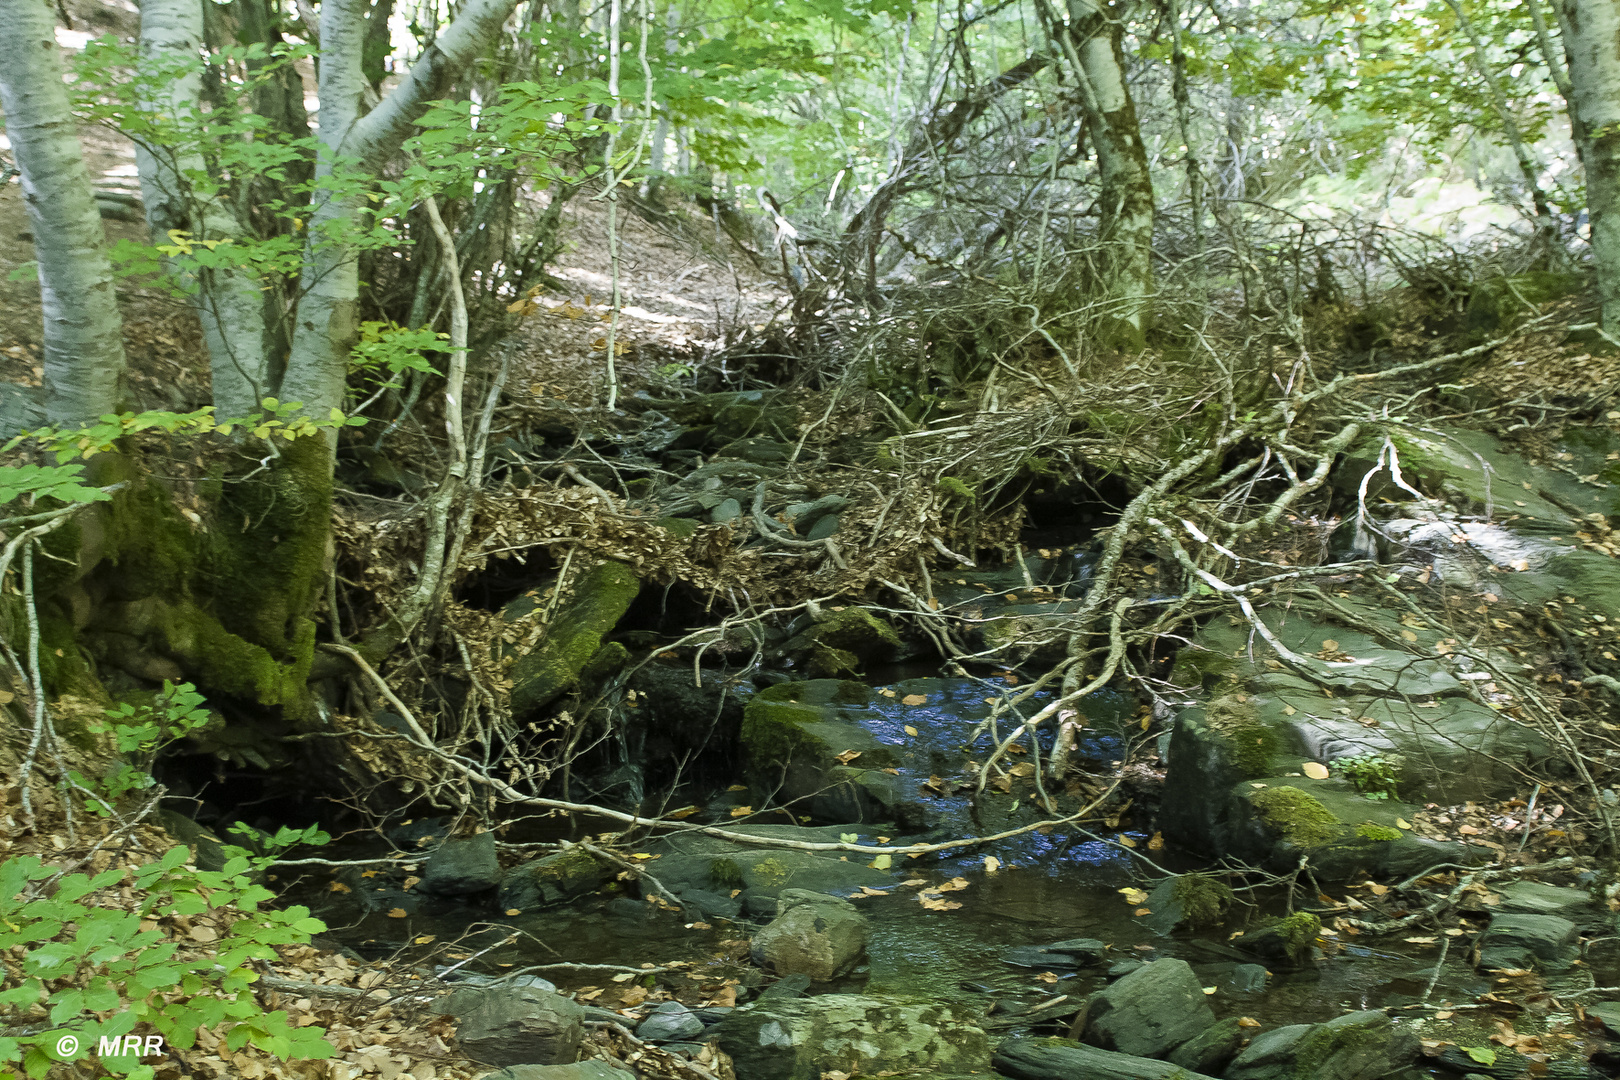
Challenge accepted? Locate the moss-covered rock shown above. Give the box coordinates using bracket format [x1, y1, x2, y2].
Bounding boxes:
[1354, 822, 1402, 842]
[508, 561, 641, 719]
[1249, 786, 1343, 848]
[740, 681, 903, 823]
[497, 846, 617, 911]
[783, 608, 902, 677]
[1235, 912, 1321, 967]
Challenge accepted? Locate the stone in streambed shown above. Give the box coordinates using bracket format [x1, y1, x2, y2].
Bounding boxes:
[1224, 1009, 1419, 1080]
[635, 1001, 704, 1042]
[1477, 913, 1580, 972]
[434, 984, 584, 1067]
[483, 1065, 634, 1080]
[1071, 957, 1214, 1059]
[415, 831, 500, 896]
[712, 994, 988, 1080]
[992, 1037, 1221, 1080]
[750, 889, 868, 981]
[1000, 939, 1108, 969]
[1168, 1017, 1248, 1074]
[498, 845, 616, 911]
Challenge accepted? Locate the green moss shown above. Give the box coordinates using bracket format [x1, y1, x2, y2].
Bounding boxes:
[808, 643, 861, 677]
[936, 477, 976, 502]
[709, 857, 745, 891]
[1270, 912, 1321, 967]
[1291, 1008, 1385, 1079]
[799, 609, 901, 677]
[1249, 785, 1343, 848]
[1170, 648, 1240, 693]
[740, 697, 835, 767]
[1205, 694, 1277, 778]
[509, 560, 641, 718]
[537, 846, 606, 890]
[153, 598, 304, 708]
[751, 857, 789, 887]
[1172, 873, 1234, 927]
[580, 641, 629, 684]
[1355, 822, 1402, 842]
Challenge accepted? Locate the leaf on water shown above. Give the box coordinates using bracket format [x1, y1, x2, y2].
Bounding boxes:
[984, 856, 1001, 873]
[387, 908, 408, 919]
[840, 833, 859, 844]
[1119, 887, 1149, 905]
[1117, 835, 1137, 848]
[730, 806, 753, 818]
[834, 749, 862, 764]
[879, 688, 897, 697]
[611, 972, 637, 982]
[1135, 907, 1153, 917]
[1302, 762, 1329, 780]
[1148, 831, 1164, 850]
[1404, 936, 1437, 944]
[870, 854, 892, 870]
[902, 694, 928, 706]
[904, 725, 919, 736]
[727, 784, 748, 792]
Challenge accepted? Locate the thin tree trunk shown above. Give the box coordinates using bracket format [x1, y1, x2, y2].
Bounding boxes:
[1444, 0, 1560, 257]
[1164, 0, 1205, 260]
[1561, 0, 1620, 330]
[136, 0, 272, 418]
[0, 0, 127, 424]
[277, 0, 524, 429]
[1064, 0, 1156, 348]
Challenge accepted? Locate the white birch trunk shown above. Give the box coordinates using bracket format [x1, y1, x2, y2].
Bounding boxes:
[135, 0, 271, 419]
[1561, 0, 1620, 329]
[0, 0, 126, 424]
[277, 0, 524, 426]
[1066, 0, 1156, 348]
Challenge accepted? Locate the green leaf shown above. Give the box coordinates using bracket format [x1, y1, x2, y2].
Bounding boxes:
[1464, 1046, 1496, 1065]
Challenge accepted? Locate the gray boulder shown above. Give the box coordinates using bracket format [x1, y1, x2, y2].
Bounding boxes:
[1477, 913, 1579, 971]
[1495, 881, 1597, 921]
[417, 832, 501, 896]
[750, 889, 869, 981]
[499, 846, 615, 911]
[1168, 1017, 1248, 1074]
[992, 1038, 1220, 1080]
[635, 1001, 704, 1043]
[1225, 1010, 1419, 1080]
[1074, 957, 1215, 1059]
[435, 985, 583, 1067]
[1000, 939, 1108, 969]
[711, 994, 988, 1080]
[483, 1065, 634, 1080]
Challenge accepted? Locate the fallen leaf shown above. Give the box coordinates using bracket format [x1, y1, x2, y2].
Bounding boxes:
[1302, 762, 1329, 780]
[870, 854, 892, 870]
[1394, 818, 1412, 830]
[1120, 887, 1149, 905]
[984, 856, 1001, 873]
[902, 694, 928, 706]
[1282, 704, 1297, 716]
[387, 908, 408, 918]
[904, 725, 919, 736]
[1238, 1017, 1261, 1028]
[1135, 907, 1153, 917]
[834, 749, 862, 764]
[1203, 986, 1218, 995]
[1036, 971, 1058, 984]
[1148, 831, 1164, 851]
[730, 806, 753, 818]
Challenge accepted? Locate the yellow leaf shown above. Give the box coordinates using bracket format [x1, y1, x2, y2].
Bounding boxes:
[902, 694, 928, 706]
[984, 856, 1001, 873]
[1119, 887, 1149, 905]
[870, 854, 892, 870]
[1203, 986, 1218, 995]
[1394, 818, 1411, 830]
[387, 908, 408, 918]
[1302, 762, 1329, 780]
[1282, 704, 1296, 716]
[1147, 831, 1164, 851]
[904, 725, 919, 736]
[1401, 630, 1418, 642]
[730, 806, 753, 818]
[1135, 907, 1153, 917]
[414, 935, 436, 944]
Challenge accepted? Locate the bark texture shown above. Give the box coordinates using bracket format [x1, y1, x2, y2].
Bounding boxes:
[136, 0, 272, 418]
[1065, 0, 1156, 348]
[277, 0, 524, 425]
[1561, 0, 1620, 328]
[0, 0, 127, 424]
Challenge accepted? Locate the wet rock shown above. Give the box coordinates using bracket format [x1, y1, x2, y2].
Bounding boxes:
[783, 495, 847, 534]
[992, 1037, 1220, 1080]
[1000, 939, 1108, 969]
[482, 1064, 634, 1080]
[739, 680, 903, 823]
[434, 984, 584, 1067]
[505, 560, 640, 720]
[635, 1001, 704, 1042]
[779, 608, 901, 677]
[1224, 963, 1271, 993]
[1231, 912, 1321, 967]
[1225, 1010, 1419, 1080]
[416, 831, 500, 896]
[680, 888, 741, 920]
[1072, 957, 1215, 1059]
[1106, 959, 1144, 979]
[1168, 1017, 1248, 1074]
[756, 973, 812, 1001]
[499, 846, 615, 912]
[1477, 913, 1579, 972]
[750, 889, 869, 981]
[644, 822, 893, 902]
[1433, 1044, 1605, 1079]
[1587, 1000, 1620, 1037]
[438, 971, 557, 993]
[1494, 880, 1595, 921]
[711, 994, 989, 1080]
[1141, 874, 1234, 935]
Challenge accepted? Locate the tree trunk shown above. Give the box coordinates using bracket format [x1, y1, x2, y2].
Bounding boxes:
[1561, 0, 1620, 331]
[0, 0, 127, 424]
[1064, 0, 1156, 349]
[277, 0, 525, 428]
[135, 0, 273, 419]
